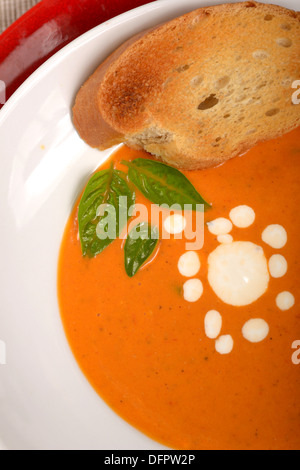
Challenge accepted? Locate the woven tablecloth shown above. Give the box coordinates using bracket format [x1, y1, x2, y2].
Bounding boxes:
[0, 0, 41, 34]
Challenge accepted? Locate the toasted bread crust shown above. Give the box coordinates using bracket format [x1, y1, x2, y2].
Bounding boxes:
[74, 2, 300, 169]
[73, 30, 148, 149]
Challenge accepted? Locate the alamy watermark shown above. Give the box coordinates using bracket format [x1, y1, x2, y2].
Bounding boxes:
[290, 83, 299, 364]
[292, 340, 300, 365]
[0, 340, 6, 365]
[0, 80, 6, 105]
[292, 80, 300, 105]
[96, 198, 205, 250]
[0, 78, 299, 106]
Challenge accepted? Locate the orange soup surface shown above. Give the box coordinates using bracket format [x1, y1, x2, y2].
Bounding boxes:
[58, 128, 300, 450]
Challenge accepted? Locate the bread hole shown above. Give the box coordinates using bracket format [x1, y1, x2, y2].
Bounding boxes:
[282, 78, 292, 87]
[131, 128, 173, 147]
[264, 14, 274, 21]
[198, 94, 219, 110]
[215, 137, 222, 142]
[215, 76, 230, 89]
[176, 64, 190, 73]
[224, 113, 231, 118]
[245, 2, 257, 7]
[191, 76, 203, 87]
[276, 38, 292, 48]
[266, 108, 280, 117]
[256, 82, 267, 90]
[280, 24, 292, 31]
[253, 50, 270, 59]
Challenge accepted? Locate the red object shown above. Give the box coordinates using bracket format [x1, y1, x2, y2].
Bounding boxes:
[0, 0, 152, 107]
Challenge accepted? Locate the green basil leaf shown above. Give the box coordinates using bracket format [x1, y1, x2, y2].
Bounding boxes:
[124, 222, 159, 277]
[123, 158, 210, 211]
[78, 165, 135, 257]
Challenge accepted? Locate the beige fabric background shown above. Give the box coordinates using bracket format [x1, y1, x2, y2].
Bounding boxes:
[0, 0, 41, 34]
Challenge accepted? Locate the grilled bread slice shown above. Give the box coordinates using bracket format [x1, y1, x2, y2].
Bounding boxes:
[73, 1, 300, 169]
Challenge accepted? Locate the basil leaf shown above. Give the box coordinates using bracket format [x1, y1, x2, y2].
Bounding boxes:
[124, 222, 159, 277]
[123, 159, 210, 211]
[78, 165, 135, 257]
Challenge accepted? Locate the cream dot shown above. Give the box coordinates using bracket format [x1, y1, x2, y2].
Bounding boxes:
[215, 335, 234, 355]
[178, 251, 200, 277]
[183, 279, 203, 302]
[262, 224, 287, 249]
[276, 291, 295, 311]
[217, 234, 233, 244]
[207, 218, 232, 236]
[229, 205, 256, 228]
[164, 214, 186, 235]
[208, 242, 270, 307]
[242, 319, 269, 343]
[205, 310, 222, 339]
[268, 254, 288, 278]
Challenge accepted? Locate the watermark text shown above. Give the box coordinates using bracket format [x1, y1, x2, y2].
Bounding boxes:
[0, 340, 6, 365]
[292, 340, 300, 365]
[96, 198, 205, 250]
[0, 80, 6, 105]
[292, 80, 300, 105]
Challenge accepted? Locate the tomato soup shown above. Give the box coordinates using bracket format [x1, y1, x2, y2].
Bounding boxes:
[58, 127, 300, 450]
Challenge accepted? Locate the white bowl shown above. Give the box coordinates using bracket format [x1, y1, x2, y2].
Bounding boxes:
[0, 0, 298, 450]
